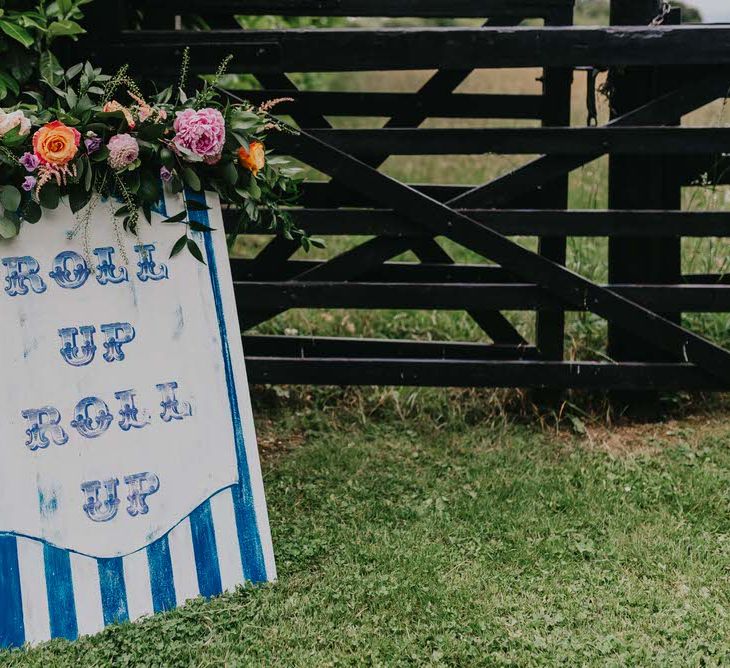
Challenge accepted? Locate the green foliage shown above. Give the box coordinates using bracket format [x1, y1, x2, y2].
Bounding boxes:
[0, 0, 90, 103]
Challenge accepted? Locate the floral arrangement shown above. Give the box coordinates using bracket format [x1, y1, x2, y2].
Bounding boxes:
[0, 50, 310, 260]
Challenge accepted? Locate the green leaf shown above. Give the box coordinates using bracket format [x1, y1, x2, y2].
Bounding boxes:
[189, 221, 215, 233]
[0, 71, 19, 97]
[0, 20, 34, 48]
[125, 170, 140, 194]
[0, 215, 18, 239]
[170, 234, 188, 258]
[187, 238, 206, 264]
[39, 51, 63, 87]
[90, 146, 109, 163]
[65, 87, 78, 109]
[248, 179, 261, 199]
[222, 160, 238, 186]
[184, 200, 211, 212]
[48, 20, 86, 38]
[38, 183, 60, 210]
[0, 186, 21, 212]
[69, 185, 91, 213]
[138, 171, 162, 203]
[182, 168, 201, 192]
[83, 157, 92, 191]
[65, 62, 83, 80]
[1, 126, 23, 147]
[162, 211, 187, 224]
[22, 200, 42, 224]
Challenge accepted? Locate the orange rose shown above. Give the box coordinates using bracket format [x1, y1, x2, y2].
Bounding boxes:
[33, 120, 81, 166]
[238, 141, 265, 176]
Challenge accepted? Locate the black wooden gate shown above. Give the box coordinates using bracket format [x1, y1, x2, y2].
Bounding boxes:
[76, 1, 730, 391]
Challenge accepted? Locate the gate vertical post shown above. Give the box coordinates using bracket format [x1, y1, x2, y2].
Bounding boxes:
[535, 5, 574, 400]
[608, 0, 682, 410]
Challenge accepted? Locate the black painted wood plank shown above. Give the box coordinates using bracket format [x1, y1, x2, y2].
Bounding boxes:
[236, 282, 730, 313]
[84, 27, 730, 74]
[137, 0, 575, 19]
[234, 90, 545, 120]
[242, 335, 537, 360]
[278, 127, 730, 156]
[245, 358, 728, 390]
[226, 209, 730, 238]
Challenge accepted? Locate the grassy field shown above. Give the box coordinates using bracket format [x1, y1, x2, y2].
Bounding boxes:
[7, 403, 730, 666]
[6, 14, 730, 665]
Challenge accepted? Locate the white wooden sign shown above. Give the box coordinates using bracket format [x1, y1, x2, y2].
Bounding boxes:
[0, 190, 275, 647]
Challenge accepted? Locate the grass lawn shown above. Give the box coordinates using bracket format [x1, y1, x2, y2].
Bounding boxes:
[6, 400, 730, 666]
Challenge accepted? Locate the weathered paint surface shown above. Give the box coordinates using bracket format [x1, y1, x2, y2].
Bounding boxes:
[0, 190, 275, 647]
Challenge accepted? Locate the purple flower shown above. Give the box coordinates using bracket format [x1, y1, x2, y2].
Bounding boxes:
[22, 176, 36, 192]
[160, 166, 173, 182]
[19, 152, 39, 172]
[84, 133, 102, 155]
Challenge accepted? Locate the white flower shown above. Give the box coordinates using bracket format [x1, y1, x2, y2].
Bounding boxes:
[0, 110, 31, 138]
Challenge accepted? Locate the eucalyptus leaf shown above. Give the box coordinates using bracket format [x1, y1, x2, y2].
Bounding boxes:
[0, 186, 21, 212]
[0, 215, 18, 239]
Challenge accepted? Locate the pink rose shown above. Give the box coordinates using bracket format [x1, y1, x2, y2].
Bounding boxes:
[172, 107, 225, 163]
[107, 133, 139, 171]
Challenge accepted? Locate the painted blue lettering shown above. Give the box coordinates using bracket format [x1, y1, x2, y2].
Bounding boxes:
[94, 247, 129, 285]
[81, 479, 120, 522]
[49, 251, 91, 289]
[156, 382, 192, 422]
[134, 244, 168, 282]
[70, 397, 114, 439]
[124, 472, 160, 517]
[58, 325, 97, 367]
[21, 406, 68, 451]
[2, 256, 46, 297]
[100, 322, 135, 363]
[115, 389, 151, 431]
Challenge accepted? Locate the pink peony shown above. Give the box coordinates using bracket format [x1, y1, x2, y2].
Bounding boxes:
[171, 107, 225, 163]
[107, 133, 139, 171]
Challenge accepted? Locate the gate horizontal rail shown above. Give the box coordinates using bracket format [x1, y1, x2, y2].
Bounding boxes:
[86, 27, 730, 74]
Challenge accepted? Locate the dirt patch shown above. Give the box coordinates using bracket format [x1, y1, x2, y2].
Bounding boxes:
[563, 413, 730, 457]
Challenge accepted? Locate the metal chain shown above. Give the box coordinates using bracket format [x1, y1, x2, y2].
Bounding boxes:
[650, 2, 673, 26]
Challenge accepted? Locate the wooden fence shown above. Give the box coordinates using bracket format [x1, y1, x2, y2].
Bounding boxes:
[74, 0, 730, 391]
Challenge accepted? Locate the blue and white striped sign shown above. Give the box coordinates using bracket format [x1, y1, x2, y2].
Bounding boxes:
[0, 190, 275, 647]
